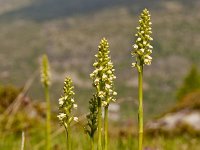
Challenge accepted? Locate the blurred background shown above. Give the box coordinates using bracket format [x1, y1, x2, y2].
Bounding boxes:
[0, 0, 200, 149]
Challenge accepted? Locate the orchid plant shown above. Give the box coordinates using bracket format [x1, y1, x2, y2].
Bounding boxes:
[41, 54, 51, 150]
[131, 8, 153, 150]
[90, 38, 117, 150]
[57, 77, 78, 150]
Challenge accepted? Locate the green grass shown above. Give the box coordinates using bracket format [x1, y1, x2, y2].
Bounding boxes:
[1, 126, 200, 150]
[1, 6, 200, 120]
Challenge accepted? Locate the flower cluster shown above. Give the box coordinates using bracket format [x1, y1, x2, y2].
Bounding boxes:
[85, 94, 98, 138]
[57, 77, 78, 128]
[90, 38, 117, 106]
[41, 55, 51, 87]
[132, 8, 153, 68]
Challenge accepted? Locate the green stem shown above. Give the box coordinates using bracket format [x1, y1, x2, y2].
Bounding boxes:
[68, 128, 71, 150]
[91, 137, 95, 150]
[104, 105, 109, 150]
[97, 97, 102, 150]
[45, 85, 51, 150]
[65, 126, 71, 150]
[138, 66, 143, 150]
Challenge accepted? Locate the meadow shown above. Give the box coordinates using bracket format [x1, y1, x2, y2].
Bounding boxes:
[1, 128, 200, 150]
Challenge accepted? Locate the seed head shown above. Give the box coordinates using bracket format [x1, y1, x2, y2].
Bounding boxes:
[41, 55, 51, 87]
[85, 94, 98, 138]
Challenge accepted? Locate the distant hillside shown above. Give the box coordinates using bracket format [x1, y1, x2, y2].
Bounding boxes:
[0, 0, 159, 21]
[0, 0, 200, 119]
[1, 0, 195, 21]
[0, 0, 33, 15]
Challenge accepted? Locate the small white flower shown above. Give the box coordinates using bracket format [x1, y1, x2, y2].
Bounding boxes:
[108, 62, 113, 66]
[73, 104, 78, 109]
[102, 101, 108, 107]
[144, 59, 151, 65]
[91, 72, 95, 77]
[133, 44, 138, 49]
[109, 89, 113, 94]
[73, 117, 78, 122]
[71, 98, 74, 103]
[105, 84, 111, 89]
[63, 95, 68, 100]
[113, 91, 117, 96]
[145, 35, 150, 38]
[99, 66, 103, 70]
[143, 41, 147, 45]
[109, 77, 113, 81]
[57, 113, 66, 121]
[146, 55, 152, 60]
[148, 45, 153, 49]
[141, 31, 144, 34]
[93, 62, 98, 67]
[94, 78, 99, 85]
[102, 74, 107, 80]
[107, 70, 112, 75]
[90, 73, 94, 78]
[147, 49, 152, 54]
[140, 49, 144, 53]
[69, 91, 74, 95]
[98, 91, 105, 98]
[137, 38, 141, 41]
[58, 97, 64, 106]
[132, 63, 136, 67]
[112, 98, 116, 102]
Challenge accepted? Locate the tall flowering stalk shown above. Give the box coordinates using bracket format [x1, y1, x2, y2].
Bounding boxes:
[90, 38, 117, 150]
[57, 77, 78, 150]
[41, 54, 51, 150]
[85, 94, 98, 150]
[131, 9, 153, 150]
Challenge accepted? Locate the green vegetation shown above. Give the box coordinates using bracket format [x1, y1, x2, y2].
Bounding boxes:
[177, 66, 200, 100]
[0, 85, 45, 132]
[0, 0, 200, 118]
[0, 85, 21, 111]
[1, 128, 200, 150]
[85, 95, 98, 150]
[171, 90, 200, 113]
